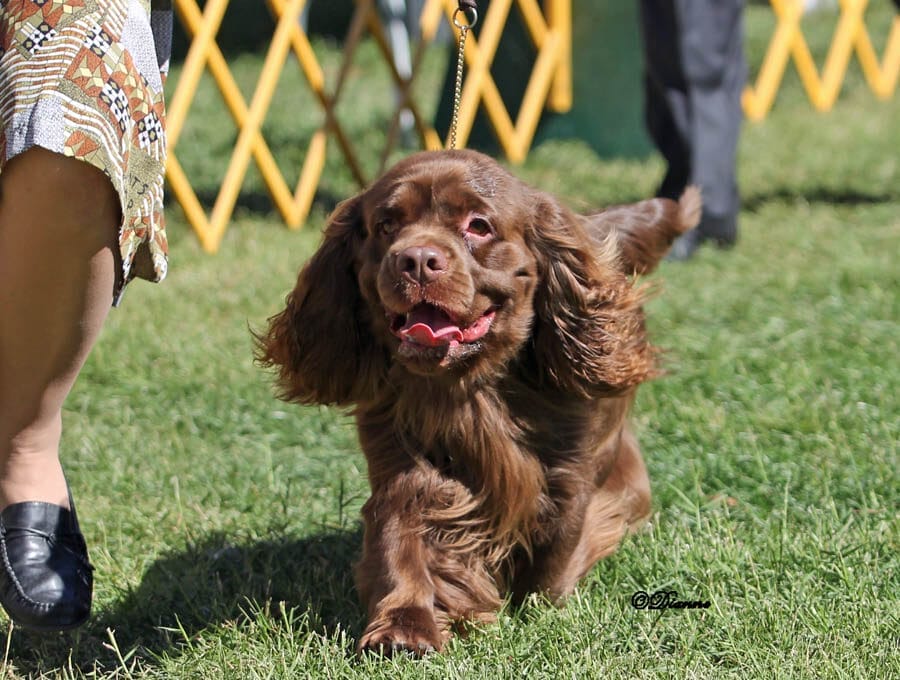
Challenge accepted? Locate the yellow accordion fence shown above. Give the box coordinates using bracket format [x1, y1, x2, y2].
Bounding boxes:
[743, 0, 900, 120]
[167, 0, 900, 252]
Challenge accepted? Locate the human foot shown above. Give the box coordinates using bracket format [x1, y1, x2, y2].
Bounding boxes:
[0, 491, 93, 631]
[0, 451, 70, 511]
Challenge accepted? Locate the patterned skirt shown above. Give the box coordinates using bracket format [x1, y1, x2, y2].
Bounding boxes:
[0, 0, 172, 301]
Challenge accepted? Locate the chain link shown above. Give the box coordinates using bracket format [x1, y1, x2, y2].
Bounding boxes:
[448, 7, 477, 150]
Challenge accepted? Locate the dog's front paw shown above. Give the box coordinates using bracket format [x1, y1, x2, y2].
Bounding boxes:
[357, 606, 443, 657]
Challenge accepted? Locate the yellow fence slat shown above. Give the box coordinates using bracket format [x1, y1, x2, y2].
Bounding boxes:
[743, 0, 900, 121]
[177, 0, 303, 224]
[168, 0, 338, 251]
[548, 0, 572, 112]
[168, 0, 229, 149]
[206, 0, 306, 250]
[855, 10, 900, 98]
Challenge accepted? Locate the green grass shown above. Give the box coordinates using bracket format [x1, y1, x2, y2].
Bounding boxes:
[4, 4, 898, 678]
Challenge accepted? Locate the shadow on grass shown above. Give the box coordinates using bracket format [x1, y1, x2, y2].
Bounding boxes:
[5, 527, 365, 675]
[743, 186, 900, 211]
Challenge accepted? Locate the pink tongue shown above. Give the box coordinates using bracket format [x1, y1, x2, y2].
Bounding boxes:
[400, 307, 463, 346]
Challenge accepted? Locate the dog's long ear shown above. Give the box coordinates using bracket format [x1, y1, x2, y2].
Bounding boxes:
[255, 197, 384, 406]
[583, 186, 701, 275]
[528, 193, 659, 398]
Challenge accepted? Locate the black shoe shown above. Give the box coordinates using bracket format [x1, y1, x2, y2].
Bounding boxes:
[667, 213, 739, 262]
[666, 228, 704, 261]
[699, 213, 738, 250]
[0, 496, 93, 631]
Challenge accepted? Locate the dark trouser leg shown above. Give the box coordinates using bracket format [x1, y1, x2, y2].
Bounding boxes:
[639, 0, 746, 250]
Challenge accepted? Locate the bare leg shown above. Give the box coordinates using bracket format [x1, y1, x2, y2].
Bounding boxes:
[0, 147, 120, 510]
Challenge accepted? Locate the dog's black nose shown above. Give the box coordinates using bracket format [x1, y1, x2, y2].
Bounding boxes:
[397, 246, 448, 284]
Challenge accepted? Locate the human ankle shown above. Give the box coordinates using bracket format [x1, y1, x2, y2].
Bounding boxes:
[0, 449, 70, 510]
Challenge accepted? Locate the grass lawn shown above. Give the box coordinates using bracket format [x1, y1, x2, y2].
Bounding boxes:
[3, 4, 897, 678]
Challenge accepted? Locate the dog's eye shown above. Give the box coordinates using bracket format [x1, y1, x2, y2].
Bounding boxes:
[466, 217, 493, 238]
[375, 219, 398, 235]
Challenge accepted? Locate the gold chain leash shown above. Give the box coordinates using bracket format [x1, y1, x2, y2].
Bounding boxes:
[449, 3, 478, 150]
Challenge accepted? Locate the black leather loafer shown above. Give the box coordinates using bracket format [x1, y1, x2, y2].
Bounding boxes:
[0, 499, 93, 631]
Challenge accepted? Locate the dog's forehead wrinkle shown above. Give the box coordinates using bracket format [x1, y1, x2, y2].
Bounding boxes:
[396, 179, 432, 210]
[466, 174, 498, 198]
[374, 163, 502, 224]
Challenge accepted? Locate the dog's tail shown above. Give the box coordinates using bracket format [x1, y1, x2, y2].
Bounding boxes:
[584, 186, 702, 275]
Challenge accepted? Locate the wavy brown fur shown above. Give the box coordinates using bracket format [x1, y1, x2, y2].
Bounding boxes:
[255, 149, 700, 656]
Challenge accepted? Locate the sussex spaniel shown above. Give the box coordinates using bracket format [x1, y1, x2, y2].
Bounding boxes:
[257, 149, 700, 655]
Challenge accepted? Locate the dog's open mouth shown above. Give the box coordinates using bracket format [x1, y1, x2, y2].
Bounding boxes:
[390, 303, 496, 349]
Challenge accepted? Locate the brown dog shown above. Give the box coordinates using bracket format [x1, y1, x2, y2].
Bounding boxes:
[257, 149, 699, 655]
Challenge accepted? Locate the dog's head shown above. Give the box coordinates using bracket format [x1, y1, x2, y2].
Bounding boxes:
[257, 150, 698, 404]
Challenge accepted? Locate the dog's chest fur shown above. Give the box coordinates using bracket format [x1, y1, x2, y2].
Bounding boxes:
[356, 370, 623, 556]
